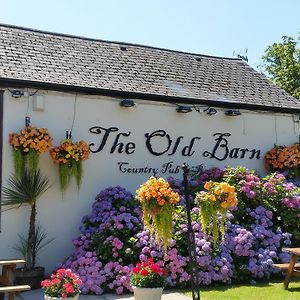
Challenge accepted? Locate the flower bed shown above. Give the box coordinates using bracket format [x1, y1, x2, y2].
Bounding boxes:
[59, 167, 300, 295]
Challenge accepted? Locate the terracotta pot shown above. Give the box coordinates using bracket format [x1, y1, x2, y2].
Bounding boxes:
[132, 287, 163, 300]
[44, 294, 79, 300]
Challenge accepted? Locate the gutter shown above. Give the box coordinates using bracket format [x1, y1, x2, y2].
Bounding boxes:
[1, 78, 300, 114]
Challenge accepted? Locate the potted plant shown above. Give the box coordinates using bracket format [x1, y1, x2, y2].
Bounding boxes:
[195, 180, 238, 248]
[41, 268, 82, 300]
[130, 258, 167, 300]
[1, 169, 53, 288]
[49, 138, 90, 191]
[8, 125, 53, 177]
[136, 176, 180, 250]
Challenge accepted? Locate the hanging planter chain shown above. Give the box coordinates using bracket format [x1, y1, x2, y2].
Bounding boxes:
[25, 116, 30, 126]
[66, 130, 72, 139]
[182, 163, 201, 300]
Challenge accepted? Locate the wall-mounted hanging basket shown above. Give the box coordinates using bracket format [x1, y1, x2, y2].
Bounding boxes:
[8, 125, 53, 177]
[50, 138, 90, 191]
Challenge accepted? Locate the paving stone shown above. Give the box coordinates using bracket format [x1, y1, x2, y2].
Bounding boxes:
[14, 289, 191, 300]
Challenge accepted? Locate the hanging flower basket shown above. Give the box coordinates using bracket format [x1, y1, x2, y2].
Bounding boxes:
[264, 143, 300, 178]
[195, 181, 238, 248]
[8, 125, 53, 177]
[136, 176, 180, 250]
[50, 139, 90, 191]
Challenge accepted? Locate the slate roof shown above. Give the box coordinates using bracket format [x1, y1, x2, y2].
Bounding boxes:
[0, 24, 299, 112]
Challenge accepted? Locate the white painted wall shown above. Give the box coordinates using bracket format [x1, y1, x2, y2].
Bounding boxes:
[0, 89, 299, 273]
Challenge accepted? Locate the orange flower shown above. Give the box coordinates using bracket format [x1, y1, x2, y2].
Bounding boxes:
[49, 139, 90, 165]
[195, 180, 237, 210]
[265, 143, 300, 170]
[8, 125, 52, 153]
[136, 176, 180, 208]
[204, 181, 211, 190]
[207, 194, 215, 201]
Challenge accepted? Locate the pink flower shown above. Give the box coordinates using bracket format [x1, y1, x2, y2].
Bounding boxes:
[63, 283, 75, 294]
[51, 278, 61, 285]
[56, 268, 65, 276]
[42, 268, 81, 298]
[41, 280, 51, 288]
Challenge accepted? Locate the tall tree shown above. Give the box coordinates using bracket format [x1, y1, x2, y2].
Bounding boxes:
[261, 35, 300, 99]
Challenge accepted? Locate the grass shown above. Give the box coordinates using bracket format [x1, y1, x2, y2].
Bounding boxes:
[182, 278, 300, 300]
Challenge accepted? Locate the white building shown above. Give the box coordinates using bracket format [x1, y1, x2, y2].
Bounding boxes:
[0, 24, 299, 272]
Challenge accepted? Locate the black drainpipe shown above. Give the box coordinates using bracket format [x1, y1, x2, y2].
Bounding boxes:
[0, 90, 4, 232]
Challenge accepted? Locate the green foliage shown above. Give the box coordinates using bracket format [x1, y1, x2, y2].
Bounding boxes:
[92, 230, 140, 265]
[223, 166, 262, 227]
[198, 199, 220, 247]
[261, 35, 300, 99]
[13, 225, 54, 268]
[2, 169, 52, 269]
[142, 202, 175, 251]
[152, 204, 174, 251]
[260, 173, 300, 244]
[59, 163, 71, 191]
[130, 258, 167, 288]
[75, 160, 83, 188]
[27, 149, 39, 174]
[88, 195, 142, 265]
[2, 169, 51, 207]
[130, 272, 166, 288]
[184, 278, 300, 300]
[223, 167, 300, 245]
[59, 160, 83, 191]
[12, 148, 24, 178]
[12, 148, 40, 178]
[194, 180, 237, 249]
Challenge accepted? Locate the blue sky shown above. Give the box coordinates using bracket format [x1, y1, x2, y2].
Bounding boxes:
[0, 0, 299, 69]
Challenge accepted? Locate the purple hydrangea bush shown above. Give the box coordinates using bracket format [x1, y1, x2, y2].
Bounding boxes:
[59, 167, 299, 295]
[60, 186, 142, 294]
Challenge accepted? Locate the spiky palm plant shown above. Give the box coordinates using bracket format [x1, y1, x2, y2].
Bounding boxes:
[2, 169, 52, 270]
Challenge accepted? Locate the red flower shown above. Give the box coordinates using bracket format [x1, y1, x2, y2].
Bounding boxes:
[150, 264, 160, 274]
[147, 258, 154, 264]
[140, 269, 149, 276]
[132, 267, 140, 274]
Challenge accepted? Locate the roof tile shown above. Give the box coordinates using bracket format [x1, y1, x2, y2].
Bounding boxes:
[0, 25, 299, 111]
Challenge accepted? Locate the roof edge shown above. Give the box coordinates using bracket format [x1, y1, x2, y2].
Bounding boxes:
[1, 78, 300, 114]
[0, 23, 241, 61]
